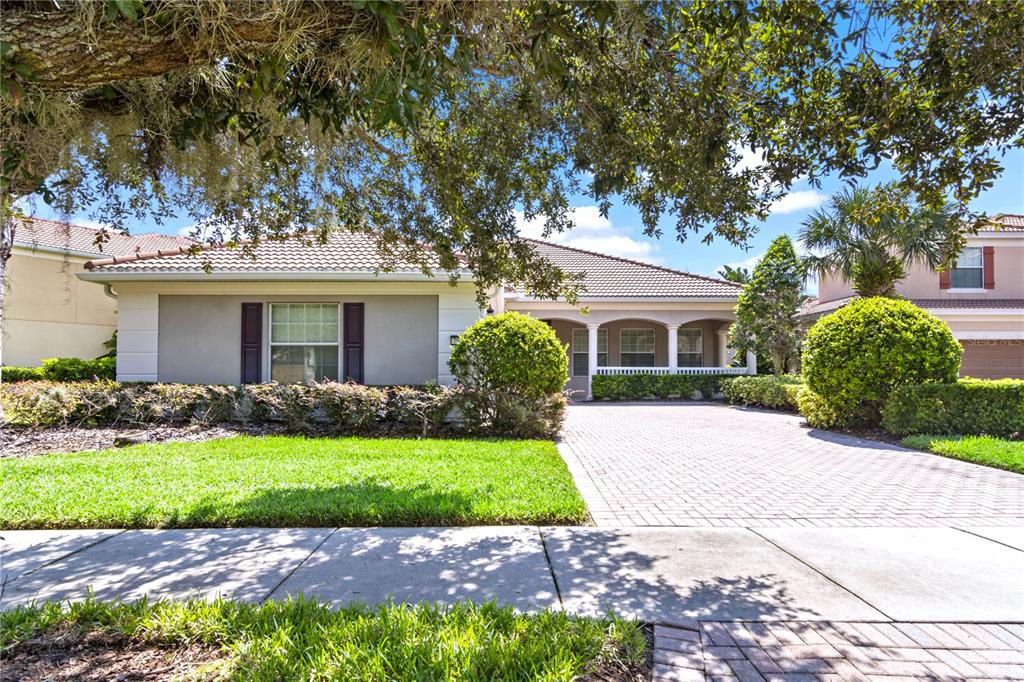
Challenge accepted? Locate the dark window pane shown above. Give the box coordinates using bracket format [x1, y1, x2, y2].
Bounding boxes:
[271, 345, 338, 383]
[678, 353, 703, 367]
[620, 353, 655, 367]
[950, 267, 982, 288]
[572, 353, 588, 376]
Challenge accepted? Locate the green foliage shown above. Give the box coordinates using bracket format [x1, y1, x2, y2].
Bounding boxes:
[901, 435, 1024, 475]
[0, 436, 587, 528]
[882, 379, 1024, 439]
[450, 313, 567, 397]
[721, 375, 804, 411]
[717, 264, 751, 284]
[0, 366, 44, 382]
[4, 3, 1023, 301]
[0, 599, 645, 681]
[795, 387, 862, 430]
[802, 298, 961, 425]
[0, 380, 564, 438]
[39, 357, 116, 381]
[590, 374, 726, 401]
[801, 185, 961, 298]
[728, 235, 805, 375]
[1, 358, 115, 383]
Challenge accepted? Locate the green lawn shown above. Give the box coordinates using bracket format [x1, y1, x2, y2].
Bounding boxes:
[902, 435, 1024, 474]
[0, 598, 647, 681]
[0, 436, 588, 529]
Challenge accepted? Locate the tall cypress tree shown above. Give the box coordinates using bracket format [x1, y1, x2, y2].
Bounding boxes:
[728, 236, 805, 375]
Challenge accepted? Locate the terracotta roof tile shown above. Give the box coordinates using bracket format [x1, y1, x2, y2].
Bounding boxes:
[14, 218, 192, 256]
[990, 214, 1024, 231]
[800, 295, 1023, 317]
[523, 239, 741, 298]
[86, 230, 453, 273]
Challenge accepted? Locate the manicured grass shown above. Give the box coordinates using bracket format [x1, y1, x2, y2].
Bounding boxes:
[0, 598, 647, 681]
[0, 436, 588, 529]
[902, 435, 1024, 474]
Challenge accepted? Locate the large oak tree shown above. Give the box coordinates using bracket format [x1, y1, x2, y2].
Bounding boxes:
[2, 0, 1022, 308]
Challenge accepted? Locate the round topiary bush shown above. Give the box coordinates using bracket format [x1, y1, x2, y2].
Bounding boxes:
[801, 297, 961, 425]
[449, 312, 568, 397]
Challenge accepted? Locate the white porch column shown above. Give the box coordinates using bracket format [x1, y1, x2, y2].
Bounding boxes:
[717, 328, 730, 367]
[586, 323, 600, 399]
[745, 349, 757, 375]
[665, 323, 680, 372]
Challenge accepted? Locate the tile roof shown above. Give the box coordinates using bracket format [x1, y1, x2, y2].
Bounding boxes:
[523, 239, 741, 298]
[989, 213, 1024, 231]
[85, 229, 455, 274]
[13, 218, 192, 257]
[800, 295, 1024, 317]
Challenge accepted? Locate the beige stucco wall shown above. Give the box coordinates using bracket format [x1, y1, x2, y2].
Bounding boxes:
[158, 294, 438, 385]
[816, 238, 1024, 303]
[3, 247, 116, 366]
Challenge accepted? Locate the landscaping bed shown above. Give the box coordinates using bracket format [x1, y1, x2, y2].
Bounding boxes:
[0, 599, 648, 681]
[902, 435, 1024, 475]
[0, 423, 256, 458]
[0, 435, 588, 528]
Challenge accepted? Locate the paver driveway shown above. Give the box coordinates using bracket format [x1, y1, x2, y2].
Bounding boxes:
[559, 402, 1024, 528]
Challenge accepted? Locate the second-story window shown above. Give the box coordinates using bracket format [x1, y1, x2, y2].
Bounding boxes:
[951, 247, 983, 289]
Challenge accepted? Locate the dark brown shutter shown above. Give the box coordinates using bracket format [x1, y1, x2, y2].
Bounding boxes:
[983, 246, 995, 289]
[241, 303, 262, 384]
[343, 302, 364, 383]
[939, 269, 951, 289]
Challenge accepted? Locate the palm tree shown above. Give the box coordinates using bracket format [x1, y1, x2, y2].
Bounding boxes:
[799, 185, 962, 298]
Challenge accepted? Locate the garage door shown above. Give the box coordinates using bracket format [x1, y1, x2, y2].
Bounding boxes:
[959, 339, 1024, 379]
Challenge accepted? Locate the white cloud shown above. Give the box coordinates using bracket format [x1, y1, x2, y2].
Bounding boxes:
[731, 145, 766, 175]
[176, 224, 198, 237]
[559, 235, 659, 261]
[515, 206, 661, 263]
[769, 190, 826, 215]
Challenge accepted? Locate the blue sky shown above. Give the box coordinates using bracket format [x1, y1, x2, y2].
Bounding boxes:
[30, 147, 1024, 290]
[517, 148, 1024, 284]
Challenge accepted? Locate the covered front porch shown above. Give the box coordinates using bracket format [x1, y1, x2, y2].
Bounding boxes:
[504, 299, 755, 397]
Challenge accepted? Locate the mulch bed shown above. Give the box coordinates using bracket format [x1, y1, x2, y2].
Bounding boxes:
[2, 630, 228, 681]
[0, 423, 289, 458]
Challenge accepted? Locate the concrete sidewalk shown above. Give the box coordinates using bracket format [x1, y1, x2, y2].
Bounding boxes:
[3, 526, 1023, 624]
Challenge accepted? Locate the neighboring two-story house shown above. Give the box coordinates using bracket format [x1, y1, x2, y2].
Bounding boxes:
[3, 219, 192, 367]
[801, 214, 1024, 379]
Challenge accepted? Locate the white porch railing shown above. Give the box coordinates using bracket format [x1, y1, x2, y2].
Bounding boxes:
[594, 366, 751, 376]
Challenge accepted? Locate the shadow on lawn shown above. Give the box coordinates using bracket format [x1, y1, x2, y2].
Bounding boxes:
[164, 480, 480, 528]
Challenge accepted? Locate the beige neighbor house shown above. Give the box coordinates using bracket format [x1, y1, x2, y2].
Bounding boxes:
[800, 213, 1024, 379]
[3, 219, 192, 367]
[76, 231, 752, 397]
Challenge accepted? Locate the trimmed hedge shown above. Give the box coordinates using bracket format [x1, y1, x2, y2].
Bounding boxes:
[0, 366, 45, 382]
[1, 357, 115, 383]
[802, 297, 961, 426]
[0, 380, 567, 439]
[590, 374, 726, 401]
[721, 375, 804, 411]
[881, 379, 1024, 439]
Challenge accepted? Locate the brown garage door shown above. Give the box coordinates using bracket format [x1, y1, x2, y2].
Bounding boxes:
[960, 339, 1024, 379]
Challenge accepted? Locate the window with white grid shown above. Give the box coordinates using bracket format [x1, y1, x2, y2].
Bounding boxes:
[677, 328, 703, 367]
[620, 328, 655, 367]
[269, 303, 339, 383]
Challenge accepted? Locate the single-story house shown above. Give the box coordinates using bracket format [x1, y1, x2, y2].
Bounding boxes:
[800, 213, 1024, 379]
[3, 219, 192, 366]
[77, 231, 751, 396]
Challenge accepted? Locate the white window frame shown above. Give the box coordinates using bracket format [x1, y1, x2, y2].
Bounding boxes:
[677, 328, 703, 367]
[268, 303, 342, 382]
[949, 247, 985, 291]
[571, 328, 608, 376]
[619, 327, 656, 367]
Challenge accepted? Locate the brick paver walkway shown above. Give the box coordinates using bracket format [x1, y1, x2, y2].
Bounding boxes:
[654, 621, 1024, 681]
[559, 403, 1024, 528]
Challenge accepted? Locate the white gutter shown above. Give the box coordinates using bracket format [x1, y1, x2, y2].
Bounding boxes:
[923, 308, 1024, 316]
[13, 243, 104, 260]
[506, 295, 739, 303]
[78, 269, 475, 282]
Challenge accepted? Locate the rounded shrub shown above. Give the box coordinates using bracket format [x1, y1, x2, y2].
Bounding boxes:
[449, 312, 568, 397]
[801, 297, 961, 424]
